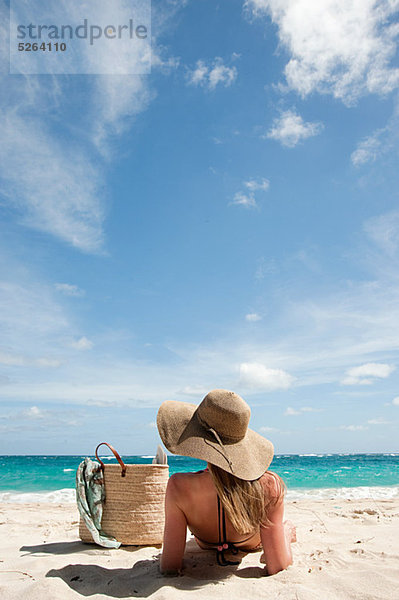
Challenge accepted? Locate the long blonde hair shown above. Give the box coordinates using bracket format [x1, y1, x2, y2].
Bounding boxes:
[207, 463, 285, 534]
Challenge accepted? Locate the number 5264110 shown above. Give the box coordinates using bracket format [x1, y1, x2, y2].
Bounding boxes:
[18, 42, 66, 51]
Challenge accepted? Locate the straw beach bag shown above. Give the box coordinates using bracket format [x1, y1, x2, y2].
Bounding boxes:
[79, 442, 169, 546]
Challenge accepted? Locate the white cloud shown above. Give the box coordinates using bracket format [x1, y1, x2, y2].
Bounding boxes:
[0, 351, 61, 369]
[351, 128, 385, 166]
[244, 178, 270, 192]
[245, 313, 262, 322]
[231, 191, 258, 208]
[0, 352, 28, 367]
[2, 209, 399, 414]
[21, 406, 44, 420]
[55, 283, 85, 297]
[265, 110, 323, 147]
[255, 257, 277, 280]
[232, 177, 270, 209]
[364, 210, 399, 257]
[284, 406, 300, 415]
[186, 58, 237, 90]
[393, 397, 399, 406]
[0, 1, 180, 252]
[351, 104, 399, 168]
[178, 386, 209, 397]
[0, 110, 105, 253]
[340, 424, 368, 431]
[70, 336, 94, 351]
[284, 406, 320, 416]
[259, 425, 279, 432]
[0, 274, 69, 355]
[342, 362, 395, 385]
[86, 399, 126, 407]
[239, 362, 295, 390]
[92, 75, 154, 150]
[3, 405, 79, 429]
[367, 417, 390, 425]
[35, 358, 62, 368]
[147, 421, 157, 429]
[246, 0, 399, 104]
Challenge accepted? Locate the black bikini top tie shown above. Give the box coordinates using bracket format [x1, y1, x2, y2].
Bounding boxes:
[216, 496, 240, 566]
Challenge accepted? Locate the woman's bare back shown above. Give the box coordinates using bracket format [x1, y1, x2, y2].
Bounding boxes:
[160, 468, 294, 575]
[170, 469, 262, 550]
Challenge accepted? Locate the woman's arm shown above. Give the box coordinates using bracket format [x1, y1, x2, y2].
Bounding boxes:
[160, 474, 188, 575]
[260, 498, 293, 575]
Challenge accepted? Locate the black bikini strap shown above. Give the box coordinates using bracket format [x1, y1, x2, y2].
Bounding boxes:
[216, 496, 240, 567]
[217, 496, 222, 546]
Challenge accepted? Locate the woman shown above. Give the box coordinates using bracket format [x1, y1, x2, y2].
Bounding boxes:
[156, 389, 296, 576]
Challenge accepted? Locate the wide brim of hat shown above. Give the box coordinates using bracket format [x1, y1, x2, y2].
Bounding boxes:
[157, 400, 274, 481]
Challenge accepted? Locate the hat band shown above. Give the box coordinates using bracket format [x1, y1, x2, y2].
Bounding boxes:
[196, 412, 236, 474]
[196, 412, 246, 443]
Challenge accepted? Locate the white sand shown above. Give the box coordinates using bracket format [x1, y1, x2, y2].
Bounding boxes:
[0, 498, 398, 599]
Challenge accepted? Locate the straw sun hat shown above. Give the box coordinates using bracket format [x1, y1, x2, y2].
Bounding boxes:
[157, 389, 274, 481]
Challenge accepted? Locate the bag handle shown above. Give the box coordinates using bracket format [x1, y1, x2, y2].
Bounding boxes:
[95, 442, 127, 477]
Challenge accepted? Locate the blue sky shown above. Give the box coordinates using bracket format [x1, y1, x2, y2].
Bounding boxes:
[1, 0, 399, 455]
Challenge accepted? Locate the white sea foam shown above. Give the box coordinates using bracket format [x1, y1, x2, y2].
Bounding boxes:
[287, 486, 399, 501]
[63, 468, 74, 472]
[0, 488, 76, 504]
[1, 485, 398, 504]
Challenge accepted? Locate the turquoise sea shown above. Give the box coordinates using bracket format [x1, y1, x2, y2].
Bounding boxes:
[0, 453, 398, 502]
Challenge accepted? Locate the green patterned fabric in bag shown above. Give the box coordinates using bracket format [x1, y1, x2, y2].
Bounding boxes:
[76, 457, 121, 548]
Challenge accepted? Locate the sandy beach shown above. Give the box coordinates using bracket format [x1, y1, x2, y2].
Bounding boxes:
[1, 498, 398, 600]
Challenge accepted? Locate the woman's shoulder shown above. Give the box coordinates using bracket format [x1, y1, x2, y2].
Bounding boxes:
[167, 469, 209, 492]
[259, 470, 285, 501]
[166, 470, 211, 508]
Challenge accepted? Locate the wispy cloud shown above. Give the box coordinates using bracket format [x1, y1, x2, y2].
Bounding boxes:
[340, 424, 368, 432]
[1, 205, 399, 414]
[265, 109, 323, 147]
[231, 177, 270, 208]
[351, 128, 386, 166]
[231, 191, 258, 208]
[0, 111, 105, 253]
[284, 406, 321, 416]
[186, 57, 237, 90]
[284, 406, 300, 416]
[239, 362, 295, 390]
[177, 386, 210, 397]
[244, 178, 270, 192]
[55, 283, 85, 297]
[245, 313, 262, 322]
[70, 337, 94, 351]
[0, 250, 88, 371]
[364, 210, 399, 257]
[92, 75, 154, 150]
[367, 417, 390, 425]
[392, 397, 399, 406]
[2, 405, 79, 429]
[259, 425, 279, 433]
[255, 257, 277, 280]
[246, 0, 399, 104]
[0, 1, 180, 251]
[0, 275, 69, 354]
[20, 406, 45, 420]
[341, 362, 395, 386]
[0, 352, 61, 368]
[351, 103, 399, 167]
